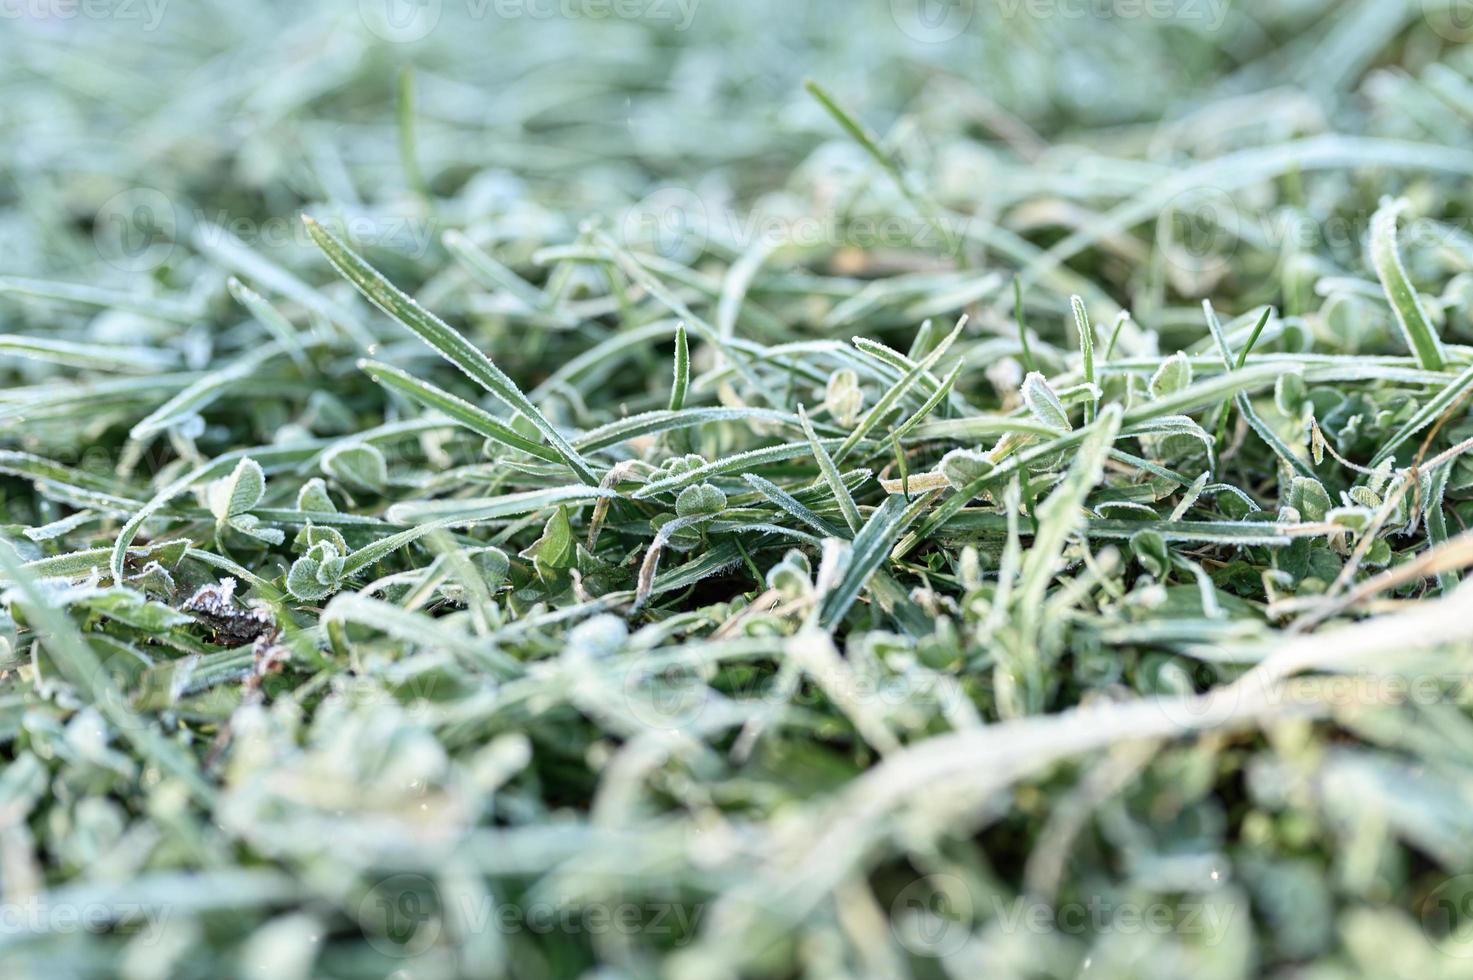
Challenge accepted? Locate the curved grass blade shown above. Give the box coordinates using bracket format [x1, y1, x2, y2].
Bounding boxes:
[831, 316, 965, 465]
[742, 474, 847, 538]
[576, 407, 804, 452]
[194, 222, 373, 349]
[798, 405, 862, 534]
[0, 335, 178, 373]
[1370, 198, 1445, 371]
[818, 494, 915, 630]
[0, 276, 200, 322]
[109, 443, 324, 582]
[632, 440, 846, 500]
[130, 346, 281, 441]
[1071, 296, 1096, 423]
[443, 230, 569, 323]
[1369, 359, 1473, 467]
[304, 215, 596, 484]
[385, 485, 618, 526]
[227, 277, 309, 368]
[358, 359, 562, 463]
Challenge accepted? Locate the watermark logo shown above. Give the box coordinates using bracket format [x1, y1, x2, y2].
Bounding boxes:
[87, 650, 148, 732]
[359, 0, 701, 42]
[358, 874, 707, 959]
[622, 660, 710, 731]
[1422, 874, 1473, 958]
[0, 896, 170, 941]
[90, 190, 439, 268]
[616, 191, 975, 260]
[889, 0, 975, 43]
[1151, 661, 1245, 735]
[1421, 0, 1473, 42]
[1159, 185, 1241, 286]
[0, 0, 170, 31]
[620, 186, 710, 263]
[891, 873, 974, 958]
[359, 0, 442, 42]
[360, 874, 444, 959]
[891, 876, 1239, 957]
[991, 0, 1230, 30]
[94, 187, 177, 273]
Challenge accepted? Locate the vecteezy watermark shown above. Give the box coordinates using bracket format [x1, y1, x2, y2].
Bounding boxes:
[1421, 0, 1473, 42]
[0, 896, 172, 943]
[1154, 668, 1473, 740]
[94, 188, 178, 274]
[891, 873, 975, 957]
[1158, 185, 1242, 285]
[358, 874, 706, 959]
[618, 655, 973, 735]
[890, 874, 1238, 958]
[358, 0, 701, 43]
[618, 186, 974, 261]
[889, 0, 976, 43]
[192, 210, 438, 260]
[891, 0, 1230, 41]
[92, 189, 438, 273]
[0, 0, 169, 29]
[621, 660, 712, 732]
[993, 0, 1230, 29]
[1422, 874, 1473, 958]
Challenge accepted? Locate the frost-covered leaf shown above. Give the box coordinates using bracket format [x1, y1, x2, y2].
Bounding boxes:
[1021, 371, 1070, 431]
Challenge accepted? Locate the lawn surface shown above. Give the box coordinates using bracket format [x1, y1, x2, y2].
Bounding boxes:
[4, 2, 1473, 977]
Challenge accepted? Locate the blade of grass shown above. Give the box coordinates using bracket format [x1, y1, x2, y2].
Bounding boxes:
[304, 215, 597, 484]
[669, 323, 690, 411]
[1370, 197, 1445, 371]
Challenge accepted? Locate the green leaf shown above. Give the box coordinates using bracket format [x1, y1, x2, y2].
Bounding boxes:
[443, 230, 562, 318]
[522, 506, 575, 581]
[386, 485, 618, 526]
[322, 443, 388, 493]
[823, 369, 863, 426]
[1289, 476, 1333, 522]
[227, 277, 308, 367]
[0, 334, 178, 373]
[1072, 296, 1097, 422]
[130, 347, 278, 440]
[1150, 351, 1193, 399]
[207, 458, 267, 524]
[296, 478, 337, 513]
[286, 541, 342, 602]
[939, 448, 993, 492]
[85, 587, 194, 631]
[1021, 371, 1071, 432]
[798, 405, 862, 534]
[111, 444, 323, 582]
[1131, 529, 1171, 578]
[1017, 403, 1123, 618]
[1370, 359, 1473, 467]
[832, 316, 966, 465]
[675, 483, 727, 518]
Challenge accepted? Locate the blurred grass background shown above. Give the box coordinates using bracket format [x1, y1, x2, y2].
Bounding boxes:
[6, 2, 1473, 978]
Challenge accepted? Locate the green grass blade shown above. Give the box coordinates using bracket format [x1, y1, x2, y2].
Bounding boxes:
[669, 323, 690, 411]
[304, 215, 597, 484]
[1370, 197, 1445, 370]
[818, 494, 915, 630]
[358, 359, 563, 463]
